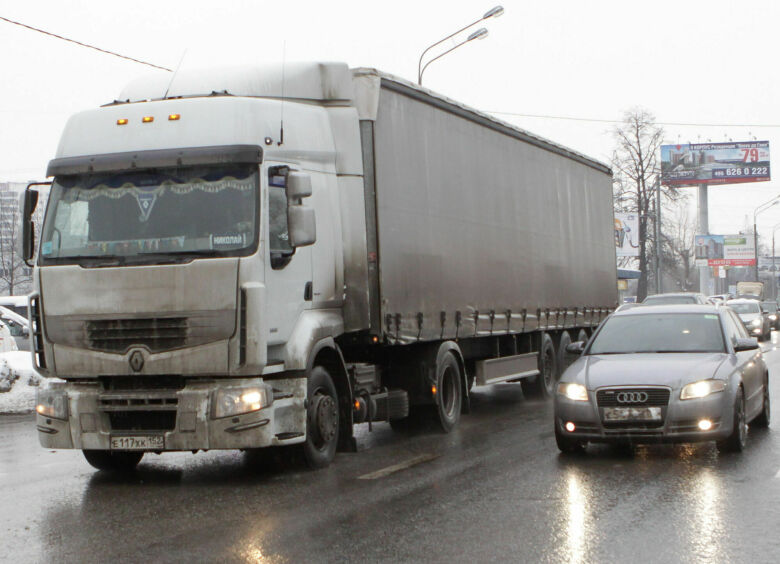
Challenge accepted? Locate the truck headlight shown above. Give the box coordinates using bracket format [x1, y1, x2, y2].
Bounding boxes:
[35, 388, 68, 420]
[680, 379, 726, 400]
[212, 385, 273, 419]
[557, 382, 589, 402]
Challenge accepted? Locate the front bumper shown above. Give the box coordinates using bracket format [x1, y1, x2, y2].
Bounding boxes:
[36, 377, 306, 451]
[554, 389, 733, 444]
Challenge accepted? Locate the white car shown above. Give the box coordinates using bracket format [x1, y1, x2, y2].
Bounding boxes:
[0, 320, 19, 353]
[0, 306, 30, 351]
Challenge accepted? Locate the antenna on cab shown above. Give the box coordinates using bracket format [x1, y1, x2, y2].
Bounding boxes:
[278, 42, 286, 146]
[163, 49, 188, 99]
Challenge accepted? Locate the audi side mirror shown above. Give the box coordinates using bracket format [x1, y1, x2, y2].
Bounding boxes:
[734, 337, 759, 352]
[565, 341, 586, 355]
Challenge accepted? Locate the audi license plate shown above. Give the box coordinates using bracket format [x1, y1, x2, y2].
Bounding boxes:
[603, 407, 662, 422]
[110, 435, 164, 450]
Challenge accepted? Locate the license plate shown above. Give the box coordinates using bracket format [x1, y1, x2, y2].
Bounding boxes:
[603, 407, 662, 422]
[110, 435, 164, 450]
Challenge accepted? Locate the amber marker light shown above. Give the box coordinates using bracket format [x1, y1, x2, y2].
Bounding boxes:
[431, 385, 437, 396]
[168, 114, 181, 121]
[116, 118, 128, 125]
[142, 116, 154, 123]
[371, 335, 379, 343]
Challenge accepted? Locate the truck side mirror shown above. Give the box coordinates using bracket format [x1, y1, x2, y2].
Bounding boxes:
[286, 172, 312, 199]
[287, 205, 316, 247]
[18, 188, 40, 264]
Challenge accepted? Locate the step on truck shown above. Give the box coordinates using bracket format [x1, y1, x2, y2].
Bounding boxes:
[22, 62, 617, 471]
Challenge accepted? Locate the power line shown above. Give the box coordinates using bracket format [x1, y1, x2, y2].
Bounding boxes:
[0, 15, 172, 72]
[486, 110, 780, 129]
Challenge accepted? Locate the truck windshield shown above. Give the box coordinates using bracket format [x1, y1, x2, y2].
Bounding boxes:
[39, 164, 258, 265]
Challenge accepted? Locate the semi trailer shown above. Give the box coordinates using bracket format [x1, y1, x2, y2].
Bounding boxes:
[23, 62, 617, 470]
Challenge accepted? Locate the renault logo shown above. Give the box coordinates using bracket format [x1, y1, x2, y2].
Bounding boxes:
[616, 391, 649, 404]
[129, 350, 145, 372]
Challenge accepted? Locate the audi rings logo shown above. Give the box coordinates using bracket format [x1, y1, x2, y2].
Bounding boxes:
[616, 391, 649, 404]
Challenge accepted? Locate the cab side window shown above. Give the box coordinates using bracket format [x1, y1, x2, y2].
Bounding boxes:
[268, 167, 293, 269]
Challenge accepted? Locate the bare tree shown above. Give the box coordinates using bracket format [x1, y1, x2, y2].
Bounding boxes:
[612, 108, 680, 300]
[661, 197, 697, 291]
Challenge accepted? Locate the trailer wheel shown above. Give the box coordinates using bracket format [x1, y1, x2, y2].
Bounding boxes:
[82, 450, 143, 472]
[302, 366, 340, 469]
[521, 333, 557, 399]
[577, 329, 589, 346]
[434, 351, 462, 433]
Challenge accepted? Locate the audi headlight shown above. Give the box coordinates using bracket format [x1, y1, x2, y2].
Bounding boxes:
[212, 385, 273, 419]
[557, 382, 589, 402]
[750, 318, 762, 327]
[680, 379, 726, 400]
[35, 388, 68, 420]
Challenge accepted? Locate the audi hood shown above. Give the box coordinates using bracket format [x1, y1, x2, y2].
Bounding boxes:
[563, 353, 730, 390]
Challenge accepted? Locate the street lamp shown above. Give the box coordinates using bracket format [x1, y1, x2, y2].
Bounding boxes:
[753, 194, 780, 280]
[771, 221, 780, 298]
[419, 28, 489, 85]
[417, 5, 504, 85]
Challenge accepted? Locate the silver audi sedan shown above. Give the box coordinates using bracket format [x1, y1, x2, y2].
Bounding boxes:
[554, 304, 770, 454]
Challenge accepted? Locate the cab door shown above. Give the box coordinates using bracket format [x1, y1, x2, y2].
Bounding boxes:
[263, 165, 313, 350]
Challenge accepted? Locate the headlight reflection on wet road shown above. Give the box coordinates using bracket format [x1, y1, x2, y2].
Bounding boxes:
[565, 471, 589, 564]
[688, 469, 724, 563]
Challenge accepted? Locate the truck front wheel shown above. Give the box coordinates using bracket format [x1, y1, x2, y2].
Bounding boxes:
[83, 450, 143, 472]
[302, 366, 340, 469]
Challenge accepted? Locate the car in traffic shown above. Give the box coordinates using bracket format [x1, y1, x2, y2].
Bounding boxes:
[642, 292, 709, 306]
[761, 300, 780, 330]
[0, 295, 29, 320]
[726, 298, 771, 341]
[0, 319, 19, 353]
[554, 304, 770, 454]
[708, 294, 731, 305]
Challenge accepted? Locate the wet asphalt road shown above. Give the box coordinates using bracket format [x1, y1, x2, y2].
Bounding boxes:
[3, 343, 780, 563]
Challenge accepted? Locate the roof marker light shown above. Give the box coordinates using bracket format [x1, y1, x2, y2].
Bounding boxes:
[116, 118, 128, 125]
[142, 116, 154, 123]
[168, 114, 180, 121]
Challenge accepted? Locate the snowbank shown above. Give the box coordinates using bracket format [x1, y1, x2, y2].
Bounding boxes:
[0, 351, 40, 413]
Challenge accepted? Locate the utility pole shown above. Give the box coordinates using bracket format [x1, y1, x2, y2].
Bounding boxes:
[654, 176, 662, 294]
[698, 183, 711, 295]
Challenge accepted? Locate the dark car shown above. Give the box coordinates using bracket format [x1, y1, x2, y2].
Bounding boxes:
[761, 300, 780, 330]
[642, 292, 709, 306]
[727, 299, 771, 341]
[554, 304, 770, 453]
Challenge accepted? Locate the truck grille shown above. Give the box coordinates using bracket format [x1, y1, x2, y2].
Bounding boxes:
[99, 383, 180, 432]
[87, 317, 188, 353]
[596, 388, 670, 407]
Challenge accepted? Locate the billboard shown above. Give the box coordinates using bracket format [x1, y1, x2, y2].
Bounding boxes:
[614, 212, 639, 257]
[661, 141, 770, 186]
[694, 234, 755, 266]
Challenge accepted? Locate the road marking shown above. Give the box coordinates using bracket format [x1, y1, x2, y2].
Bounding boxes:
[358, 453, 440, 480]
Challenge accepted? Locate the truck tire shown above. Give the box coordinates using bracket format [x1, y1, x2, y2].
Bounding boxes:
[302, 366, 340, 469]
[577, 329, 589, 346]
[83, 450, 143, 472]
[556, 331, 572, 379]
[521, 333, 557, 399]
[433, 350, 462, 433]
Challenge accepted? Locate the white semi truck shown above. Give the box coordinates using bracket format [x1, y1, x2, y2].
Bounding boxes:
[23, 62, 616, 470]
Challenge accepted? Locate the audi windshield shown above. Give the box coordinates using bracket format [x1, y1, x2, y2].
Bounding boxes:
[588, 313, 726, 354]
[39, 164, 258, 266]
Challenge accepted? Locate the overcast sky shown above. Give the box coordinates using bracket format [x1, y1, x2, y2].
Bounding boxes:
[4, 0, 780, 242]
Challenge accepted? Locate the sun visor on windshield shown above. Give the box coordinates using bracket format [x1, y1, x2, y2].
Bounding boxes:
[46, 145, 263, 177]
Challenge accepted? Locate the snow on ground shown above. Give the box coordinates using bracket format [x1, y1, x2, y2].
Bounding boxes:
[0, 351, 40, 413]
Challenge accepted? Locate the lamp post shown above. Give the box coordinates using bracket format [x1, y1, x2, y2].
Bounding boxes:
[417, 5, 504, 85]
[772, 221, 780, 299]
[753, 194, 780, 281]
